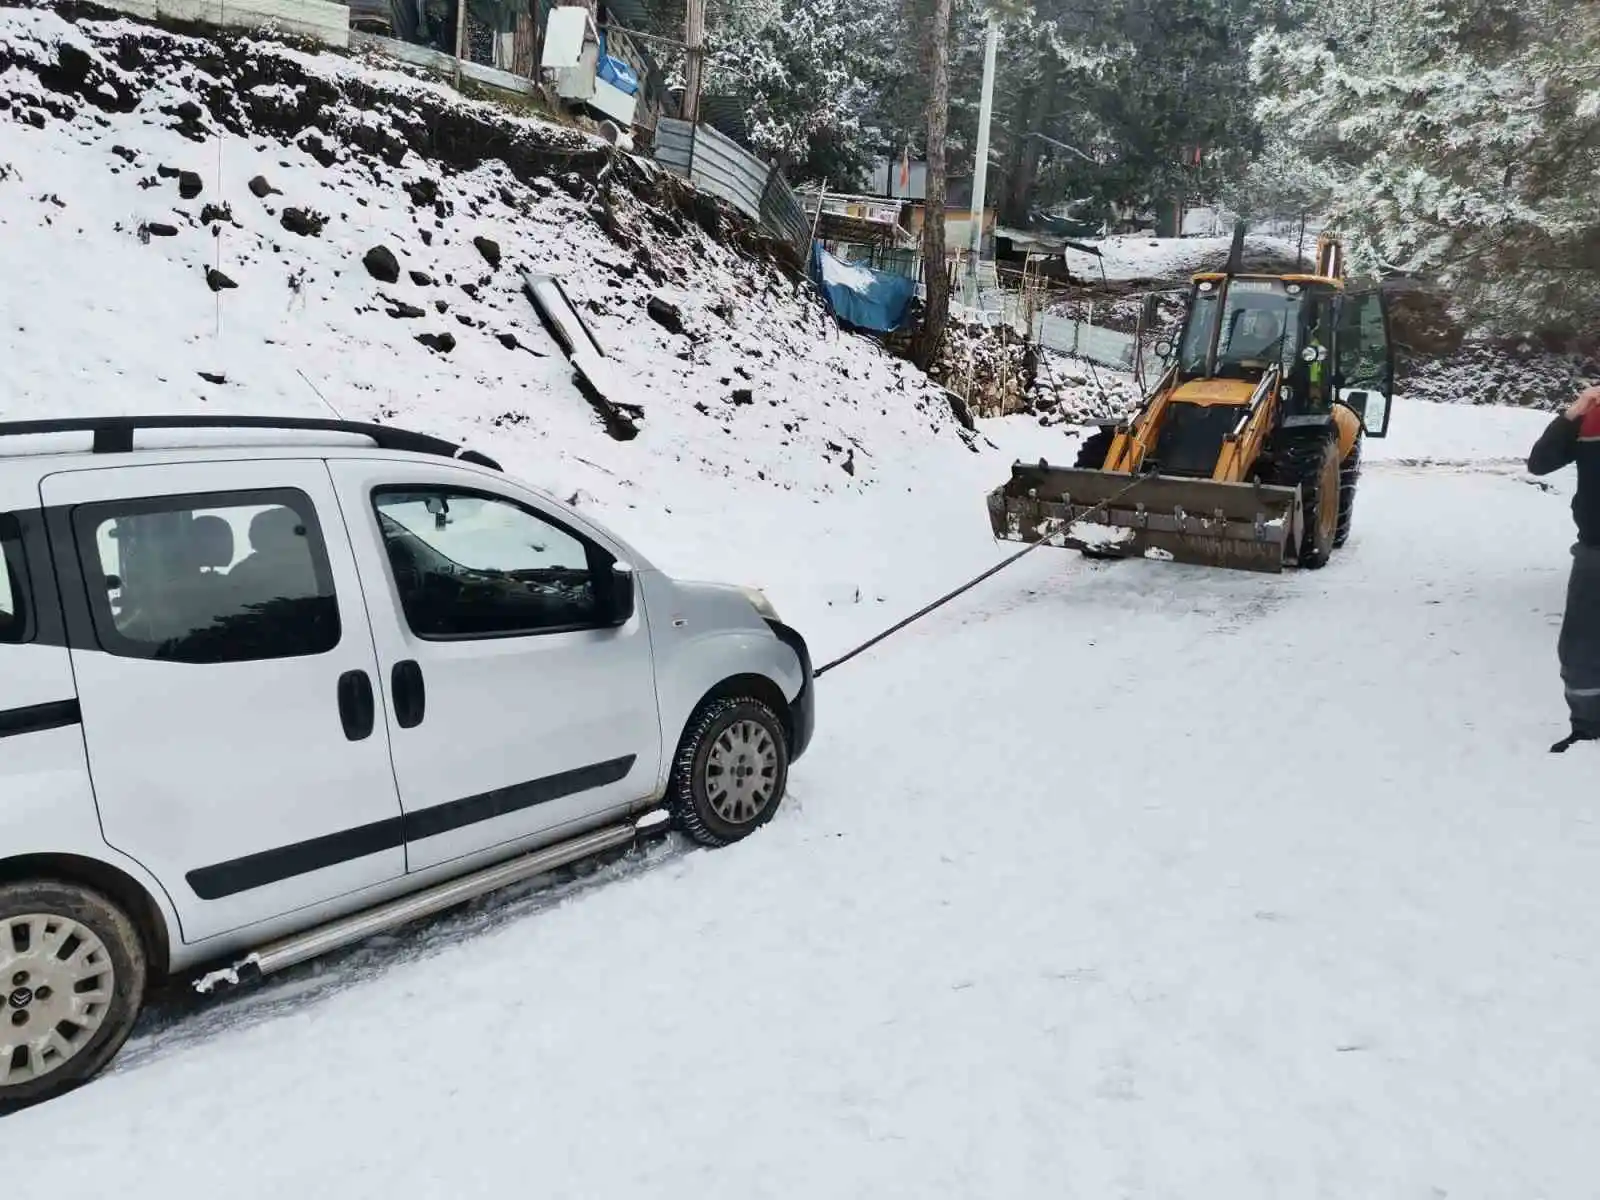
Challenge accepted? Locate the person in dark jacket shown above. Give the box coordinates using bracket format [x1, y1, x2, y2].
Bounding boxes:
[1528, 385, 1600, 752]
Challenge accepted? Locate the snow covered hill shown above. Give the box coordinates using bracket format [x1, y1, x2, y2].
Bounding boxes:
[0, 2, 998, 640]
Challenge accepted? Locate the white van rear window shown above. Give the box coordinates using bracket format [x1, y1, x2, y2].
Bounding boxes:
[0, 514, 26, 644]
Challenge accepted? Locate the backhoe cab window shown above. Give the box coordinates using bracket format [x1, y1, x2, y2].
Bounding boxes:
[1216, 282, 1299, 374]
[1179, 280, 1306, 379]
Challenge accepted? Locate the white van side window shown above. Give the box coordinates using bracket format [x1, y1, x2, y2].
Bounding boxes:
[74, 489, 341, 664]
[0, 513, 26, 645]
[372, 488, 601, 639]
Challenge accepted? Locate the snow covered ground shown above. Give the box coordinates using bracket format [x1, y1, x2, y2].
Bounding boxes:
[5, 8, 1600, 1196]
[7, 395, 1592, 1199]
[1063, 233, 1306, 284]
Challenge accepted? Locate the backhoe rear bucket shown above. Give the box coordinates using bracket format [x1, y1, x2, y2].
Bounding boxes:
[986, 462, 1303, 574]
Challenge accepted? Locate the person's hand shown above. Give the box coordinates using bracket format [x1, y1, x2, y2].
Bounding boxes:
[1567, 386, 1600, 421]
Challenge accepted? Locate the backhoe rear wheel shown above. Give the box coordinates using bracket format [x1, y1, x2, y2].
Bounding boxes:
[1278, 432, 1341, 570]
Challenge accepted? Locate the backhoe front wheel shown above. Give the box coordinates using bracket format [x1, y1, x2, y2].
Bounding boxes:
[1074, 427, 1115, 469]
[1334, 432, 1363, 549]
[1279, 433, 1341, 570]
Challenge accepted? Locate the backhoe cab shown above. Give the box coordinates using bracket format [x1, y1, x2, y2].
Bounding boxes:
[988, 223, 1397, 572]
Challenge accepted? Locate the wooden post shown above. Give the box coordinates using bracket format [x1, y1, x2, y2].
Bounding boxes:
[682, 0, 705, 123]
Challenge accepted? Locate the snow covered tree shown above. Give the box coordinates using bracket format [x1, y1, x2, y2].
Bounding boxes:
[1251, 0, 1600, 331]
[963, 0, 1274, 229]
[701, 0, 904, 182]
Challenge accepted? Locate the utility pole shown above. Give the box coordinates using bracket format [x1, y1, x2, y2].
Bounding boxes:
[966, 14, 1000, 296]
[453, 0, 469, 88]
[682, 0, 706, 123]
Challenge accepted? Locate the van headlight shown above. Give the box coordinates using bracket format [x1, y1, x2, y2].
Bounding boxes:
[739, 586, 781, 623]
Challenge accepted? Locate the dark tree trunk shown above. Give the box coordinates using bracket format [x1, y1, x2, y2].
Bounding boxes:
[917, 0, 954, 369]
[999, 54, 1056, 227]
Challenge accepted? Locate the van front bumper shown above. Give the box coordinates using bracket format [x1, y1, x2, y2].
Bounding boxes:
[766, 620, 815, 762]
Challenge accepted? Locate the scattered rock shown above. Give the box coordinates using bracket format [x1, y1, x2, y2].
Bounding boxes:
[362, 245, 400, 284]
[454, 313, 478, 328]
[111, 145, 136, 164]
[142, 221, 178, 238]
[280, 207, 326, 237]
[248, 175, 280, 198]
[416, 331, 456, 353]
[495, 332, 521, 351]
[731, 388, 754, 406]
[404, 178, 438, 207]
[177, 170, 203, 199]
[460, 282, 480, 301]
[646, 296, 684, 336]
[174, 100, 202, 122]
[297, 131, 337, 168]
[472, 236, 501, 269]
[205, 267, 237, 292]
[198, 371, 227, 384]
[386, 300, 427, 319]
[156, 164, 179, 179]
[419, 229, 433, 246]
[408, 270, 433, 287]
[199, 202, 232, 225]
[434, 299, 449, 314]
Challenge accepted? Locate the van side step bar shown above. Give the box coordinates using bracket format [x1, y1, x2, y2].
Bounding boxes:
[194, 810, 672, 994]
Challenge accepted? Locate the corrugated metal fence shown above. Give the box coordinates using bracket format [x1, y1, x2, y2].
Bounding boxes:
[653, 118, 808, 260]
[952, 282, 1164, 381]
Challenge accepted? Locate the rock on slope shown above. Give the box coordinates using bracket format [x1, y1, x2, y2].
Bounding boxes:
[0, 3, 977, 527]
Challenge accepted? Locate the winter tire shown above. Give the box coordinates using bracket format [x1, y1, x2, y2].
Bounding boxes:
[0, 881, 147, 1109]
[1275, 432, 1341, 570]
[1334, 431, 1362, 549]
[670, 696, 790, 848]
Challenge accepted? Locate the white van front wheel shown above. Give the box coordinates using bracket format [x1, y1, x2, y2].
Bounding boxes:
[670, 696, 790, 848]
[0, 881, 147, 1109]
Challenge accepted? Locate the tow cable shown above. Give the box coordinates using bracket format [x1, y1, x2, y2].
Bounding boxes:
[813, 475, 1149, 679]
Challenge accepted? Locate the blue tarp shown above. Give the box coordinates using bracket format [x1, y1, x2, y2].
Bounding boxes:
[596, 34, 640, 96]
[809, 242, 917, 334]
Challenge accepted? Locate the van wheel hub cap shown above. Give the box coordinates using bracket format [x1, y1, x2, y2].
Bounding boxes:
[705, 719, 779, 825]
[0, 914, 115, 1086]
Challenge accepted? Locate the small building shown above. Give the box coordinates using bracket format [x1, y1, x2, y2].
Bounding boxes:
[861, 160, 997, 260]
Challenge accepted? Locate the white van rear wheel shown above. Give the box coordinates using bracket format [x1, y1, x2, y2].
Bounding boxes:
[0, 881, 146, 1109]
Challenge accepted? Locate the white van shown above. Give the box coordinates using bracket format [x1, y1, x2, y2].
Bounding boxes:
[0, 415, 814, 1105]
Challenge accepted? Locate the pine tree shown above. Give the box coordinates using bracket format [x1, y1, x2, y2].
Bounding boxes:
[1252, 0, 1600, 331]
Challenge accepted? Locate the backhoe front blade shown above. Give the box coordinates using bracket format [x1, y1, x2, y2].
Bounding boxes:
[985, 463, 1303, 574]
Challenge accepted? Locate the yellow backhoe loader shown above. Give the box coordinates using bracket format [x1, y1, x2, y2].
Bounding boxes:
[987, 223, 1397, 572]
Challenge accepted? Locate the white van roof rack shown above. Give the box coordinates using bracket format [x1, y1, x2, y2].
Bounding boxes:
[0, 415, 503, 470]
